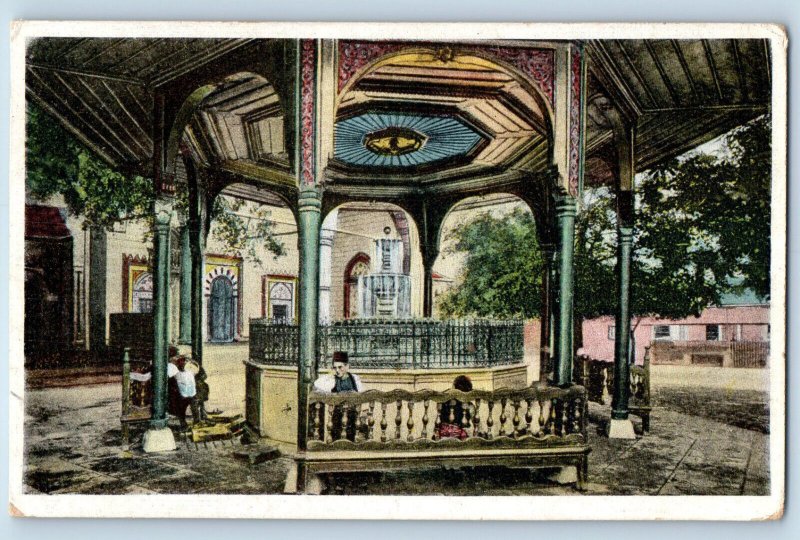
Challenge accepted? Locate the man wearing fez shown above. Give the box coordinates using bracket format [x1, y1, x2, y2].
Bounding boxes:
[313, 352, 363, 440]
[313, 351, 363, 394]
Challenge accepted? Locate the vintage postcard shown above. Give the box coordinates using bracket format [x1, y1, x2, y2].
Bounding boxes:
[8, 21, 786, 520]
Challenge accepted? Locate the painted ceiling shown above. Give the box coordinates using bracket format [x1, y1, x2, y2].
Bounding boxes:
[334, 112, 485, 168]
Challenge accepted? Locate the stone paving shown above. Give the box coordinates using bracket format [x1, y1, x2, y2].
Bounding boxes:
[21, 374, 770, 496]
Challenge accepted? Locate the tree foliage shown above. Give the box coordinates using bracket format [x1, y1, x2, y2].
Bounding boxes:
[439, 114, 771, 323]
[26, 103, 286, 263]
[438, 207, 544, 318]
[211, 195, 286, 264]
[26, 103, 153, 228]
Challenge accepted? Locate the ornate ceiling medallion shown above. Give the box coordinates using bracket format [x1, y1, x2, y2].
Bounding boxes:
[364, 127, 426, 157]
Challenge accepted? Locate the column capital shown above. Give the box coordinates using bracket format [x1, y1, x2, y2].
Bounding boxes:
[540, 242, 557, 255]
[618, 226, 634, 242]
[154, 198, 174, 230]
[298, 187, 322, 212]
[555, 193, 578, 217]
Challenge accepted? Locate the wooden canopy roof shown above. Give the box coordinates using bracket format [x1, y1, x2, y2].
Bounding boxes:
[25, 38, 771, 186]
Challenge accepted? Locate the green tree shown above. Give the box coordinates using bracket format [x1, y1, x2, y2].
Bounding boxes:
[26, 103, 153, 228]
[26, 103, 286, 262]
[438, 207, 544, 318]
[439, 115, 771, 339]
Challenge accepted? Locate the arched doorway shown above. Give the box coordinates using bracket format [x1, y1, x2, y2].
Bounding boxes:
[208, 275, 236, 342]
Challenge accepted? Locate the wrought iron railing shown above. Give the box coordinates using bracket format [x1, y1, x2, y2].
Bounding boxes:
[249, 318, 524, 369]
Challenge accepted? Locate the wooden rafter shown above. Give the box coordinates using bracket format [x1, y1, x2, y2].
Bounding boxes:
[643, 41, 680, 106]
[149, 39, 254, 87]
[75, 76, 150, 155]
[669, 39, 699, 102]
[586, 42, 643, 119]
[51, 71, 141, 160]
[27, 69, 128, 163]
[104, 39, 165, 71]
[762, 39, 771, 85]
[25, 89, 119, 166]
[614, 40, 660, 108]
[75, 38, 130, 68]
[100, 80, 152, 145]
[731, 40, 748, 103]
[701, 39, 724, 102]
[123, 85, 150, 120]
[25, 62, 144, 85]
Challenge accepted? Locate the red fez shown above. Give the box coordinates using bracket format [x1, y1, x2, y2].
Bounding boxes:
[333, 351, 349, 363]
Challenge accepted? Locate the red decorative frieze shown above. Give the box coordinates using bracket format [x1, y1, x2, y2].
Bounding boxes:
[337, 41, 555, 107]
[483, 46, 555, 106]
[300, 39, 317, 185]
[338, 41, 407, 93]
[568, 47, 583, 196]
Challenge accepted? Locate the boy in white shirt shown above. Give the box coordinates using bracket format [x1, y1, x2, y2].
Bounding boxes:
[167, 355, 201, 429]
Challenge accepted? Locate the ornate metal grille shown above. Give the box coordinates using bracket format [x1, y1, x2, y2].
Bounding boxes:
[249, 318, 525, 369]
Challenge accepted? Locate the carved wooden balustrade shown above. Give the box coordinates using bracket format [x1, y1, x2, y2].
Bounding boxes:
[299, 384, 590, 491]
[573, 351, 651, 432]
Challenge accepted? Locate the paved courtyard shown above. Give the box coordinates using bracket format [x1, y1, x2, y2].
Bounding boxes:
[20, 354, 771, 497]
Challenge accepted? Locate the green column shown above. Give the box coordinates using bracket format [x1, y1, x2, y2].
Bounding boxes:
[178, 226, 192, 345]
[150, 203, 172, 429]
[296, 188, 322, 453]
[553, 195, 577, 387]
[422, 259, 434, 318]
[188, 179, 206, 366]
[611, 226, 633, 419]
[539, 245, 556, 379]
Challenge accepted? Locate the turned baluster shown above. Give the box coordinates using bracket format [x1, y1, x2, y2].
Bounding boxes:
[499, 398, 508, 436]
[512, 399, 522, 438]
[367, 401, 376, 441]
[525, 398, 534, 436]
[421, 399, 430, 440]
[549, 399, 558, 436]
[472, 398, 481, 438]
[486, 400, 495, 440]
[406, 400, 415, 442]
[538, 398, 547, 436]
[379, 401, 388, 443]
[313, 402, 322, 441]
[461, 401, 472, 437]
[433, 402, 442, 440]
[448, 400, 456, 424]
[340, 404, 350, 441]
[325, 403, 334, 444]
[354, 404, 363, 442]
[395, 399, 403, 440]
[572, 398, 582, 434]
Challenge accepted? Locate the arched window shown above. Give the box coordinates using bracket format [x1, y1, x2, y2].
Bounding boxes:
[269, 281, 294, 323]
[343, 253, 370, 319]
[132, 272, 153, 313]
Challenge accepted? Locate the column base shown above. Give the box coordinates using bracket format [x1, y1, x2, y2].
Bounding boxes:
[283, 462, 298, 494]
[547, 466, 578, 485]
[607, 417, 636, 439]
[142, 427, 177, 453]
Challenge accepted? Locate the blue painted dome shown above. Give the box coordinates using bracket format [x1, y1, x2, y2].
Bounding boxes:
[334, 112, 484, 168]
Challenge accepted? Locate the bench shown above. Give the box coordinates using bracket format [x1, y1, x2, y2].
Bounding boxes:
[573, 350, 651, 433]
[296, 383, 590, 493]
[120, 348, 152, 448]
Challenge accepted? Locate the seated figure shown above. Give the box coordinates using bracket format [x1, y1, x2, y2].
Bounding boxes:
[436, 375, 473, 440]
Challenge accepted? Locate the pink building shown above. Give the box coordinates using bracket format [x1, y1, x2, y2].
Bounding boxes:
[580, 304, 770, 366]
